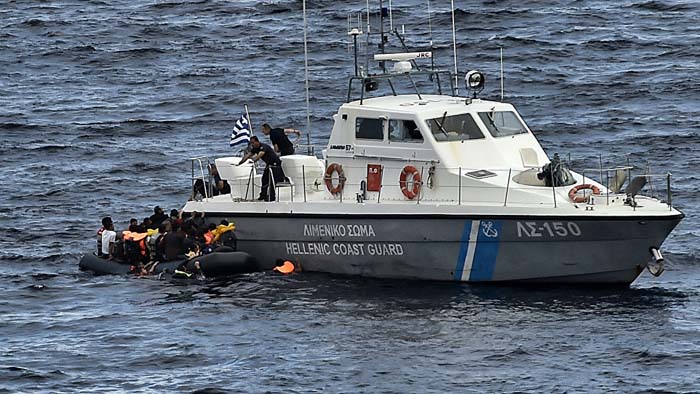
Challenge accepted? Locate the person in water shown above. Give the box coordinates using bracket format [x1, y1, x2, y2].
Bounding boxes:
[261, 123, 300, 156]
[237, 136, 287, 201]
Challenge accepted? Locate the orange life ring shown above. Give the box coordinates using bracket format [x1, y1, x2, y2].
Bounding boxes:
[400, 165, 422, 200]
[568, 184, 601, 203]
[324, 163, 346, 195]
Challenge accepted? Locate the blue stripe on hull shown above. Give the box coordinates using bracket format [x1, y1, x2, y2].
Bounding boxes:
[469, 220, 503, 281]
[453, 220, 472, 280]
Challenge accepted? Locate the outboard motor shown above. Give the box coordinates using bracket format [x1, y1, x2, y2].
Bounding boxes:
[648, 247, 665, 277]
[537, 153, 575, 187]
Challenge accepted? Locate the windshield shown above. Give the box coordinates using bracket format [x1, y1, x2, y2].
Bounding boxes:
[428, 113, 484, 142]
[478, 111, 528, 137]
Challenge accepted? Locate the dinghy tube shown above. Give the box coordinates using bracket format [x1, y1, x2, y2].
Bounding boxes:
[79, 251, 260, 277]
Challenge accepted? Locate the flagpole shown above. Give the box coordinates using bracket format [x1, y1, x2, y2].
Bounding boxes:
[244, 103, 252, 133]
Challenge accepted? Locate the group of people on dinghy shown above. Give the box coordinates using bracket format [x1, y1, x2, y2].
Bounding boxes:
[89, 205, 299, 277]
[95, 206, 238, 277]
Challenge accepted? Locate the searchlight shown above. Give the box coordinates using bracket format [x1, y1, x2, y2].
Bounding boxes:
[465, 70, 485, 98]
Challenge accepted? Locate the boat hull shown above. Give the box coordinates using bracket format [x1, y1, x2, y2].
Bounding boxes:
[190, 212, 683, 285]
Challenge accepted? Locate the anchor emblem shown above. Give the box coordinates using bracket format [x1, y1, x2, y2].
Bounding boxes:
[481, 221, 499, 238]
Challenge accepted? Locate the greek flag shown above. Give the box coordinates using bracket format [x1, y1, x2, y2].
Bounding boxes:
[230, 115, 251, 148]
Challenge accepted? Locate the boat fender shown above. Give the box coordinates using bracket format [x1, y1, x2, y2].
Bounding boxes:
[568, 184, 601, 203]
[324, 163, 346, 195]
[400, 165, 422, 200]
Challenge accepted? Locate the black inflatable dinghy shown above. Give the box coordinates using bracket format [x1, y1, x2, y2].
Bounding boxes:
[79, 251, 260, 277]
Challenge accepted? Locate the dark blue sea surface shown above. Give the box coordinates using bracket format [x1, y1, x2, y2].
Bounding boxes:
[1, 0, 699, 392]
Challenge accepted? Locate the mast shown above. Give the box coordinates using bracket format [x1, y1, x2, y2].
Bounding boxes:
[302, 0, 311, 153]
[379, 0, 386, 73]
[451, 0, 459, 95]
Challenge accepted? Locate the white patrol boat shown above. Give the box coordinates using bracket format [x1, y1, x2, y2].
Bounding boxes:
[183, 11, 682, 286]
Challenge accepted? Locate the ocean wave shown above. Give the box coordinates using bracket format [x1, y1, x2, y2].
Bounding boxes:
[628, 1, 696, 12]
[0, 366, 66, 383]
[21, 144, 71, 152]
[0, 122, 31, 130]
[19, 19, 71, 28]
[581, 38, 670, 51]
[112, 47, 167, 57]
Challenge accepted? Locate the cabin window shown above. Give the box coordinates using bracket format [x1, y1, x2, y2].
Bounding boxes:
[355, 118, 384, 140]
[478, 111, 528, 137]
[389, 120, 423, 143]
[428, 113, 484, 141]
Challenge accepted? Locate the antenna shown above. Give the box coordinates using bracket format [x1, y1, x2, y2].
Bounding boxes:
[366, 0, 370, 34]
[500, 47, 504, 102]
[427, 0, 433, 42]
[428, 0, 435, 71]
[302, 0, 311, 154]
[348, 14, 363, 76]
[389, 0, 393, 31]
[450, 0, 459, 95]
[378, 0, 387, 74]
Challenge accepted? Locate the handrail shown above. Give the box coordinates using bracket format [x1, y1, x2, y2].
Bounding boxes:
[189, 157, 210, 200]
[192, 160, 675, 210]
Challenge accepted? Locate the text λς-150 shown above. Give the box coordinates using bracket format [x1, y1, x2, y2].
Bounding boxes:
[516, 221, 582, 238]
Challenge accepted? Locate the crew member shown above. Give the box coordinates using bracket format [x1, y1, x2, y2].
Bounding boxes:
[262, 123, 300, 156]
[237, 136, 286, 201]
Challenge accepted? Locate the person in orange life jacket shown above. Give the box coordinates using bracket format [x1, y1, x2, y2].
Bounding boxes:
[236, 136, 286, 201]
[192, 227, 208, 245]
[96, 216, 112, 256]
[101, 221, 117, 259]
[122, 230, 150, 275]
[203, 223, 216, 245]
[261, 123, 300, 156]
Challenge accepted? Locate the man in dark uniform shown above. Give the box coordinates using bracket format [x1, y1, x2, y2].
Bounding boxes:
[261, 123, 301, 156]
[237, 136, 286, 201]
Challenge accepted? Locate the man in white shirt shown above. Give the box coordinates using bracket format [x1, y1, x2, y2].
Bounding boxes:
[101, 221, 117, 259]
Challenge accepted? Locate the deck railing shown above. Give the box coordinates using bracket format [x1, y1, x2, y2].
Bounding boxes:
[190, 157, 674, 211]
